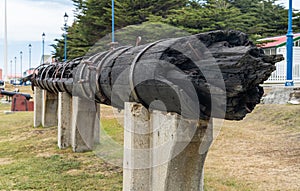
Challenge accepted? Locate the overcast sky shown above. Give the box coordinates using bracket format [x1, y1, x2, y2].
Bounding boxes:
[0, 0, 74, 75]
[279, 0, 300, 9]
[0, 0, 300, 76]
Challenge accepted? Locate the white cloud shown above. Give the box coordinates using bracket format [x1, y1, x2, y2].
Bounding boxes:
[0, 0, 300, 75]
[277, 0, 300, 10]
[0, 0, 74, 74]
[1, 0, 74, 42]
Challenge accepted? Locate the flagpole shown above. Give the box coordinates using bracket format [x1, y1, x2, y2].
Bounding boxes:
[4, 0, 8, 81]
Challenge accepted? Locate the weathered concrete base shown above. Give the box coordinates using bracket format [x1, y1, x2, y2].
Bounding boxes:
[34, 87, 43, 127]
[123, 102, 213, 191]
[289, 88, 300, 104]
[94, 104, 100, 145]
[42, 90, 58, 127]
[71, 96, 100, 152]
[58, 92, 72, 149]
[262, 87, 300, 104]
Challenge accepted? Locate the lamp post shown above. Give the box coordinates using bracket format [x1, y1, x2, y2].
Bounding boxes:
[286, 0, 294, 86]
[42, 32, 45, 64]
[4, 0, 8, 81]
[10, 60, 12, 81]
[112, 0, 115, 43]
[64, 12, 69, 61]
[29, 44, 32, 72]
[20, 51, 23, 78]
[14, 57, 16, 85]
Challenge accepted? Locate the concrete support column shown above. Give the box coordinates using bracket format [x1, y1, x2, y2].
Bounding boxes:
[42, 90, 58, 128]
[123, 103, 151, 191]
[123, 102, 213, 191]
[71, 96, 100, 152]
[58, 92, 72, 149]
[94, 104, 100, 144]
[34, 87, 43, 127]
[163, 118, 212, 191]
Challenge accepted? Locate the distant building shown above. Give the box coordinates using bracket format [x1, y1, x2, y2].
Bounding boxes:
[6, 74, 22, 79]
[23, 68, 35, 76]
[41, 55, 56, 65]
[258, 34, 300, 83]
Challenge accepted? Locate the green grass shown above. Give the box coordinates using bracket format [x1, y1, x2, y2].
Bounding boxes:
[0, 100, 299, 190]
[0, 102, 250, 191]
[246, 104, 300, 131]
[0, 103, 122, 191]
[101, 119, 124, 144]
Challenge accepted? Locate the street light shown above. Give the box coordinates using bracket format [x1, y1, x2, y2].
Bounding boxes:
[10, 60, 12, 81]
[286, 0, 294, 86]
[29, 44, 32, 72]
[64, 12, 69, 61]
[20, 51, 23, 78]
[14, 57, 17, 85]
[112, 0, 115, 43]
[42, 32, 45, 64]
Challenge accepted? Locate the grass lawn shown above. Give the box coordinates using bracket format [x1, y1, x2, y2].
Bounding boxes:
[0, 90, 299, 190]
[0, 102, 122, 191]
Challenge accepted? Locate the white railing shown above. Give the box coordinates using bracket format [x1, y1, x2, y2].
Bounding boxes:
[265, 47, 300, 83]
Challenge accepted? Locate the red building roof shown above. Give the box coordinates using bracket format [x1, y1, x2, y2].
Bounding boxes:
[6, 74, 22, 78]
[258, 33, 300, 48]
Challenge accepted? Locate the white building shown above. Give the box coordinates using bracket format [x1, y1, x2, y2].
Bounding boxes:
[258, 34, 300, 83]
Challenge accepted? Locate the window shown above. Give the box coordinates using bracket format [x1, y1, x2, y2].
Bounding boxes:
[294, 40, 300, 47]
[270, 48, 276, 55]
[264, 49, 270, 55]
[263, 48, 276, 55]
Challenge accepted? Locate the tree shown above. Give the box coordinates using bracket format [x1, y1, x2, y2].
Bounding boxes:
[52, 0, 300, 60]
[53, 0, 191, 60]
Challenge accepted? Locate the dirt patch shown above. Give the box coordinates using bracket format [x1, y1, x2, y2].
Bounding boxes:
[36, 153, 57, 158]
[206, 111, 300, 191]
[100, 105, 124, 119]
[0, 158, 14, 165]
[65, 169, 83, 175]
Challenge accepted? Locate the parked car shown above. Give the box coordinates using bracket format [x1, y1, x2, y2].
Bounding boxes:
[0, 80, 4, 90]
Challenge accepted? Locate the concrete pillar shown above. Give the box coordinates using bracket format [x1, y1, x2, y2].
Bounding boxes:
[163, 119, 212, 191]
[123, 102, 213, 191]
[94, 104, 100, 144]
[71, 96, 100, 152]
[123, 103, 151, 191]
[58, 92, 72, 149]
[42, 90, 58, 128]
[34, 87, 43, 127]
